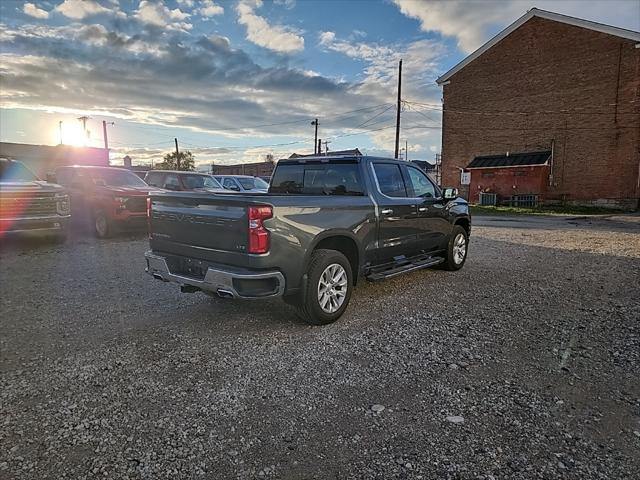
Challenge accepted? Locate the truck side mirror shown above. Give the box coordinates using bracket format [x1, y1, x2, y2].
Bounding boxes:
[443, 187, 458, 200]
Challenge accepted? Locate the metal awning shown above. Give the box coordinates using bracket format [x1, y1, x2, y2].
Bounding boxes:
[466, 151, 551, 169]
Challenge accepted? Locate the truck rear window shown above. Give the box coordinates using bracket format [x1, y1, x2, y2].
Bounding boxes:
[270, 163, 364, 196]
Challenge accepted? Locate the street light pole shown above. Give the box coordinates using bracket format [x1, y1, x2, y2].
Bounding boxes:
[311, 119, 319, 154]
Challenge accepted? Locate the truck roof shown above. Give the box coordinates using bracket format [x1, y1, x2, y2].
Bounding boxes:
[148, 170, 212, 175]
[277, 155, 401, 165]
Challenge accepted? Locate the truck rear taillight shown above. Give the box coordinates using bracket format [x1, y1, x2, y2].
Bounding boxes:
[248, 205, 272, 254]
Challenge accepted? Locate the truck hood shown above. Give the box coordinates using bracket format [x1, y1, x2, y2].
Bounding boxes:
[0, 180, 65, 194]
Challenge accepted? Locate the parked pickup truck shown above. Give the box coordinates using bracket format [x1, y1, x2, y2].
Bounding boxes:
[145, 155, 470, 325]
[0, 158, 70, 237]
[55, 166, 157, 238]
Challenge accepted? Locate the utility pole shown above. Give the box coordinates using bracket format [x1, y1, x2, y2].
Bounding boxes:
[317, 139, 322, 156]
[102, 121, 114, 150]
[311, 119, 319, 154]
[394, 59, 402, 159]
[174, 138, 180, 170]
[405, 139, 408, 161]
[78, 116, 90, 145]
[59, 121, 63, 144]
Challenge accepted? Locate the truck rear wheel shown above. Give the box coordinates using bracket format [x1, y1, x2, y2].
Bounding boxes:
[294, 249, 353, 325]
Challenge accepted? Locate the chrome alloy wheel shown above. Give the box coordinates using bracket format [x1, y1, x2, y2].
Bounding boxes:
[453, 233, 467, 265]
[317, 263, 348, 314]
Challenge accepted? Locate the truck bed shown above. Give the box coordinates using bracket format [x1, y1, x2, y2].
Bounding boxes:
[148, 191, 377, 293]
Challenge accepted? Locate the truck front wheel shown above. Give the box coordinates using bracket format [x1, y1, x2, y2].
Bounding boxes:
[294, 249, 353, 325]
[443, 225, 468, 271]
[93, 210, 112, 238]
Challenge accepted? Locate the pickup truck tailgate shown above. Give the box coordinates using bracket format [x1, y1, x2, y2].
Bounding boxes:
[150, 193, 249, 254]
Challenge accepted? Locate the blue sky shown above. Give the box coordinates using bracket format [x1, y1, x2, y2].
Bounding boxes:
[1, 0, 639, 167]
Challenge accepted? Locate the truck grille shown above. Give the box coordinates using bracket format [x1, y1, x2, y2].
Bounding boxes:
[0, 193, 58, 218]
[126, 197, 147, 213]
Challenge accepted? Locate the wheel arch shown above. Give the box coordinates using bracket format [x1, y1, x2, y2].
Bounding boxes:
[306, 232, 362, 285]
[454, 216, 471, 236]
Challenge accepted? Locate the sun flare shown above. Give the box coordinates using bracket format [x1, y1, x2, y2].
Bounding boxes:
[55, 122, 89, 146]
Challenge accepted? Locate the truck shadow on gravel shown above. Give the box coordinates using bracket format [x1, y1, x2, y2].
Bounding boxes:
[0, 229, 148, 255]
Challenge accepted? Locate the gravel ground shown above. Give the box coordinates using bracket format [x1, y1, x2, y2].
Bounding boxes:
[1, 215, 639, 479]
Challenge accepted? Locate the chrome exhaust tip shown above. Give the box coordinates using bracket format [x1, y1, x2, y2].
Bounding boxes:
[217, 289, 234, 299]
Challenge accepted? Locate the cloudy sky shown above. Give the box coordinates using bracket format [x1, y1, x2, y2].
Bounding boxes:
[1, 0, 638, 167]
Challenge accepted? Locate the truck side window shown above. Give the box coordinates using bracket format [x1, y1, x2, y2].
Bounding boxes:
[406, 166, 436, 198]
[373, 163, 407, 197]
[163, 174, 180, 190]
[145, 172, 163, 187]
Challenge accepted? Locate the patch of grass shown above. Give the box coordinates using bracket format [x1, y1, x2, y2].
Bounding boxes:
[469, 204, 625, 216]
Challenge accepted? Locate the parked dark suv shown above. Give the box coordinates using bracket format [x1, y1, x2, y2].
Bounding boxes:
[144, 171, 225, 193]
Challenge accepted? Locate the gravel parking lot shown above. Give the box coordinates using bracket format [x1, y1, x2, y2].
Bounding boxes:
[1, 215, 639, 479]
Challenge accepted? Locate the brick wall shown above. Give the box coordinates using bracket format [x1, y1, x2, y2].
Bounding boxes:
[468, 165, 549, 203]
[440, 17, 640, 209]
[211, 161, 275, 177]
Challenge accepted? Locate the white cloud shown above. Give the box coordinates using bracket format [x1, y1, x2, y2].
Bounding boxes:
[177, 0, 194, 6]
[236, 0, 304, 54]
[135, 0, 192, 30]
[393, 0, 640, 53]
[198, 0, 224, 17]
[23, 3, 49, 19]
[55, 0, 113, 19]
[392, 0, 521, 53]
[318, 32, 444, 154]
[318, 31, 335, 45]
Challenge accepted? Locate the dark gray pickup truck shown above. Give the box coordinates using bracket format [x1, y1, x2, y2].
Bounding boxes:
[145, 155, 470, 325]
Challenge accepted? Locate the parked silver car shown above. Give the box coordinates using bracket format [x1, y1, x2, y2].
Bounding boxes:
[213, 175, 269, 193]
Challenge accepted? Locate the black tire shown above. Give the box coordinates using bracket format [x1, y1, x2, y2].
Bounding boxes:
[294, 249, 353, 326]
[443, 225, 468, 271]
[93, 210, 111, 238]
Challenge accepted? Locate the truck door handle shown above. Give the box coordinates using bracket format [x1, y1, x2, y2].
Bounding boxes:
[381, 208, 393, 215]
[418, 207, 427, 212]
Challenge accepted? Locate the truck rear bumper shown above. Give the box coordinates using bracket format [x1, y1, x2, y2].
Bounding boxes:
[145, 251, 285, 299]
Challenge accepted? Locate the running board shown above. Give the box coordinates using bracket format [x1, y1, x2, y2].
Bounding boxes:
[366, 255, 445, 282]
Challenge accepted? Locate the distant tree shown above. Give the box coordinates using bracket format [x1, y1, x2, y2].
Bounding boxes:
[156, 151, 195, 171]
[264, 153, 275, 163]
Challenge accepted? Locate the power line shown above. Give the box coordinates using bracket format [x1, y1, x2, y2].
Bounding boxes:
[405, 99, 638, 116]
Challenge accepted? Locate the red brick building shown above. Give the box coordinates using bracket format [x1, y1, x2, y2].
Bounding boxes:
[437, 8, 640, 209]
[210, 159, 275, 177]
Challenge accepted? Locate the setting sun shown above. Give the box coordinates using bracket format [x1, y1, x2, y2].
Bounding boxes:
[55, 121, 89, 146]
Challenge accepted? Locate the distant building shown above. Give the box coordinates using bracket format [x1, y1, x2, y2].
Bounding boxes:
[0, 142, 109, 178]
[211, 159, 275, 177]
[437, 8, 640, 209]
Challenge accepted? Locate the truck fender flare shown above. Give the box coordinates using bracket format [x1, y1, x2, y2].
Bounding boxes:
[303, 230, 364, 283]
